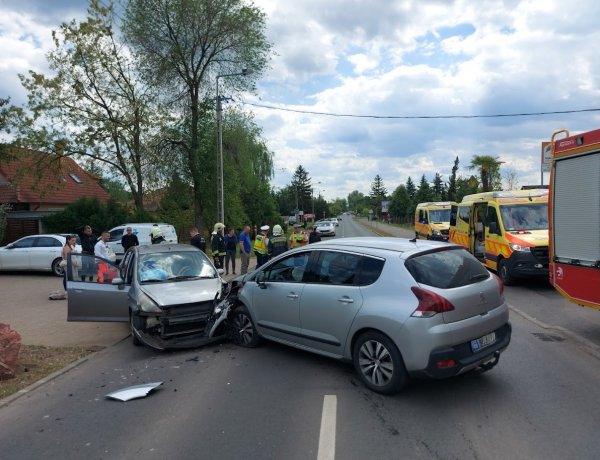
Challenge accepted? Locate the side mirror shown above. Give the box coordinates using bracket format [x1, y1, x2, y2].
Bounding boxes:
[6, 244, 14, 249]
[256, 271, 267, 289]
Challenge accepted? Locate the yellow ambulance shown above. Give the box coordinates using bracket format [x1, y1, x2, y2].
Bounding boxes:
[449, 189, 549, 285]
[414, 201, 456, 241]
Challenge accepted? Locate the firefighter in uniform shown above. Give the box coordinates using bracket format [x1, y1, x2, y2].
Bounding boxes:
[253, 225, 270, 269]
[269, 224, 288, 258]
[289, 223, 308, 249]
[211, 222, 226, 269]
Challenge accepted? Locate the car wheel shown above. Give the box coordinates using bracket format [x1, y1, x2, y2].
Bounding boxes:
[52, 258, 64, 277]
[498, 258, 515, 286]
[130, 313, 142, 346]
[353, 331, 407, 395]
[229, 306, 261, 348]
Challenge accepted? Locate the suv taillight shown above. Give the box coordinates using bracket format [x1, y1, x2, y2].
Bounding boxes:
[410, 286, 455, 318]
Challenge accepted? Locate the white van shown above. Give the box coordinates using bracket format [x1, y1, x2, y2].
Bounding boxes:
[107, 223, 178, 260]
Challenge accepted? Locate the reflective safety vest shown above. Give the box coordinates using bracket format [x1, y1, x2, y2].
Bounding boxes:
[253, 234, 269, 255]
[289, 231, 307, 248]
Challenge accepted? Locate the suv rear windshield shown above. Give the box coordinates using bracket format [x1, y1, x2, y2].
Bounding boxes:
[405, 248, 490, 289]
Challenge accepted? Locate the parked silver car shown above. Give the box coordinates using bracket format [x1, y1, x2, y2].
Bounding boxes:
[315, 221, 336, 236]
[224, 237, 511, 394]
[0, 234, 82, 276]
[66, 244, 230, 350]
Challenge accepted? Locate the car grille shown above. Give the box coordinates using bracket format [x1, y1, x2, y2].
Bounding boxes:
[531, 246, 549, 264]
[159, 301, 214, 337]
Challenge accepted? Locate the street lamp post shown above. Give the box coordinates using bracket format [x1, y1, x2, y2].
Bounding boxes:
[311, 182, 321, 219]
[216, 68, 253, 224]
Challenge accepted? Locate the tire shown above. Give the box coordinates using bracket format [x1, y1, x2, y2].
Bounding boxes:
[130, 313, 142, 346]
[498, 258, 515, 286]
[229, 306, 261, 348]
[52, 258, 64, 277]
[353, 331, 408, 395]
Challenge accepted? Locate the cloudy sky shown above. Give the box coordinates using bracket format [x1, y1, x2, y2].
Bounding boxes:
[2, 0, 600, 201]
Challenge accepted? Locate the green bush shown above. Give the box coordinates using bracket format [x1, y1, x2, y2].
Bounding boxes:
[42, 197, 129, 233]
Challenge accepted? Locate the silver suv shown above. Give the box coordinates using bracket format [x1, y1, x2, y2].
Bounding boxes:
[225, 237, 511, 394]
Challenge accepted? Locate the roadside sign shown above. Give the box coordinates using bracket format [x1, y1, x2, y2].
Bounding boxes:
[541, 141, 551, 172]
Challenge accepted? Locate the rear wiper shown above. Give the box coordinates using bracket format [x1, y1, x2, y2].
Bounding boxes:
[470, 273, 489, 281]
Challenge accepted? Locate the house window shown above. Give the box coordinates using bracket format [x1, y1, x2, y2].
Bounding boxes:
[69, 173, 82, 184]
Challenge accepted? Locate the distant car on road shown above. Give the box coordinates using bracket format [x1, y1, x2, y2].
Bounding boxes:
[66, 244, 230, 350]
[224, 237, 511, 394]
[315, 221, 336, 236]
[0, 234, 82, 276]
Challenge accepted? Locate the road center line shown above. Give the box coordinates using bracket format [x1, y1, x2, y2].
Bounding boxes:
[317, 394, 337, 460]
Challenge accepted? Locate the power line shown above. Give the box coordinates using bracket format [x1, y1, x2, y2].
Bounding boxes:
[241, 100, 600, 119]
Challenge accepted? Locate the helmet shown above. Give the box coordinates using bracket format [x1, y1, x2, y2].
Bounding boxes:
[150, 226, 163, 238]
[214, 222, 225, 232]
[273, 224, 283, 236]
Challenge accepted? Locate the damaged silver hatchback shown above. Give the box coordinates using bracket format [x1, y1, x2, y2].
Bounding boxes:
[66, 244, 231, 350]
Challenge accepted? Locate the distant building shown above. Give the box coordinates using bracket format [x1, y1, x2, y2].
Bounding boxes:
[0, 147, 110, 244]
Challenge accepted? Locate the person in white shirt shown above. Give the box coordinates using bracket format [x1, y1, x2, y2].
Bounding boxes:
[94, 231, 111, 259]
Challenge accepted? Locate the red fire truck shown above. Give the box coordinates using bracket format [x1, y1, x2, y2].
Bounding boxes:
[548, 128, 600, 310]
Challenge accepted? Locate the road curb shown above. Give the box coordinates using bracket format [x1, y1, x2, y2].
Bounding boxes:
[0, 334, 130, 409]
[509, 304, 600, 360]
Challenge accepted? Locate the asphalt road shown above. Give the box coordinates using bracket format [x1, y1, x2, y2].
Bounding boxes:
[1, 217, 600, 459]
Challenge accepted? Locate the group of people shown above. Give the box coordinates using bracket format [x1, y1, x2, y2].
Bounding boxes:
[206, 221, 322, 273]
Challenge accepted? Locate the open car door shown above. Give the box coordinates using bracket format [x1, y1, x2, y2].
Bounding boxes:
[67, 253, 130, 322]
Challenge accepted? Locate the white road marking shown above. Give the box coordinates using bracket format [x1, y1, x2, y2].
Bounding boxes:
[317, 394, 337, 460]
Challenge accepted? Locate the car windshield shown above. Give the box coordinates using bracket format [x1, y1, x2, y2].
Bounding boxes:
[138, 251, 217, 283]
[428, 209, 451, 223]
[499, 203, 548, 231]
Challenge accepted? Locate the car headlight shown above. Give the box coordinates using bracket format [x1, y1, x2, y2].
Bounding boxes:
[138, 292, 162, 313]
[509, 243, 531, 252]
[433, 230, 441, 236]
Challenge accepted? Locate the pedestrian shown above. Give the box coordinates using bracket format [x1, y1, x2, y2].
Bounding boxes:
[269, 224, 288, 258]
[150, 224, 166, 244]
[189, 227, 206, 253]
[121, 226, 139, 252]
[60, 234, 78, 292]
[95, 231, 116, 283]
[239, 225, 252, 274]
[75, 224, 97, 281]
[289, 223, 308, 249]
[224, 227, 238, 275]
[307, 224, 321, 244]
[211, 222, 226, 269]
[253, 225, 270, 269]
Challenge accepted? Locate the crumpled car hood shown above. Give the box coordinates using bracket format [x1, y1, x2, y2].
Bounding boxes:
[140, 278, 222, 307]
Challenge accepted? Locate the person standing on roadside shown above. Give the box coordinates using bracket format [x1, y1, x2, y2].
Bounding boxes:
[253, 225, 270, 269]
[60, 235, 78, 291]
[75, 224, 96, 281]
[189, 227, 206, 253]
[239, 225, 252, 274]
[289, 223, 308, 249]
[121, 227, 139, 252]
[224, 227, 238, 275]
[307, 224, 321, 244]
[211, 222, 226, 269]
[268, 224, 288, 258]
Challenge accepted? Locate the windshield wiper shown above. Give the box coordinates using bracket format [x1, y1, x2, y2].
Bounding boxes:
[169, 275, 201, 281]
[140, 278, 169, 283]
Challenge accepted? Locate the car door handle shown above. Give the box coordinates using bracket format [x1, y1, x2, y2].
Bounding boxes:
[287, 293, 299, 299]
[338, 296, 354, 304]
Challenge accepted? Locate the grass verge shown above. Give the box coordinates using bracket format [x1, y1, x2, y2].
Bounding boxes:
[0, 345, 98, 400]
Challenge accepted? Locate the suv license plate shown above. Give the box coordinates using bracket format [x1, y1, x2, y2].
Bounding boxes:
[471, 332, 496, 352]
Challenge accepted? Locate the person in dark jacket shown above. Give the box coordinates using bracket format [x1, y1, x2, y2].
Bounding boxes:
[75, 224, 97, 281]
[268, 224, 288, 258]
[211, 223, 226, 269]
[307, 224, 321, 244]
[121, 227, 139, 252]
[224, 227, 238, 275]
[189, 227, 206, 253]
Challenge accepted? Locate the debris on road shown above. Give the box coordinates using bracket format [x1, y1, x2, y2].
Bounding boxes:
[105, 382, 162, 402]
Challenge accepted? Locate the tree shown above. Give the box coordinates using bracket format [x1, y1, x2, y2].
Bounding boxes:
[415, 174, 434, 204]
[347, 190, 368, 214]
[447, 156, 459, 201]
[123, 0, 272, 232]
[503, 169, 520, 191]
[389, 184, 411, 223]
[469, 155, 503, 192]
[18, 1, 166, 211]
[405, 177, 416, 200]
[290, 165, 313, 213]
[432, 173, 446, 201]
[369, 174, 387, 216]
[455, 176, 479, 201]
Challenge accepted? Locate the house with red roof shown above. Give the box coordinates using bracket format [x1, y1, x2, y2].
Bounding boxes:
[0, 147, 110, 244]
